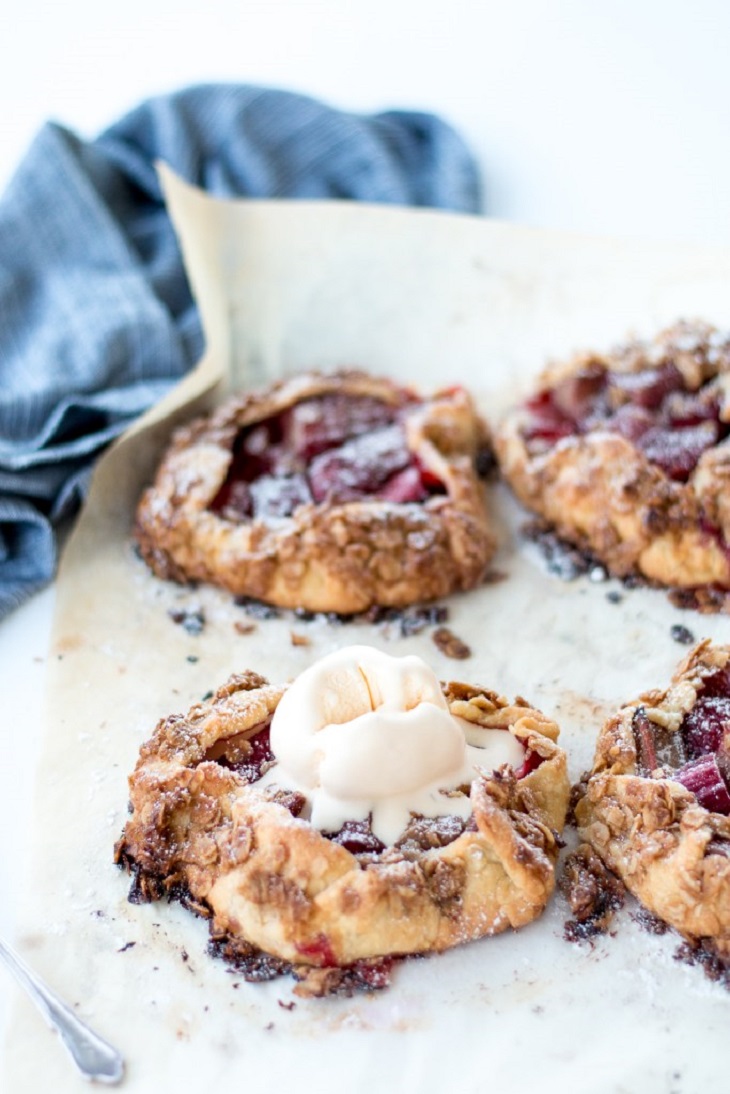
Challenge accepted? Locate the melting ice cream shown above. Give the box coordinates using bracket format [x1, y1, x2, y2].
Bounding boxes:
[264, 645, 525, 844]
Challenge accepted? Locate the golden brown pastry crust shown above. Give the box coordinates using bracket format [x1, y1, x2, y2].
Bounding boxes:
[494, 321, 730, 591]
[135, 371, 496, 613]
[575, 640, 730, 956]
[116, 670, 570, 968]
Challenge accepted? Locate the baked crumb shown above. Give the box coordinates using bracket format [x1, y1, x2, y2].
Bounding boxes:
[561, 844, 626, 940]
[432, 626, 472, 660]
[168, 608, 206, 635]
[670, 623, 695, 645]
[674, 938, 730, 988]
[234, 620, 257, 636]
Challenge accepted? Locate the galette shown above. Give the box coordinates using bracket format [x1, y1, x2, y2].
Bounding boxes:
[495, 320, 730, 605]
[115, 646, 570, 993]
[575, 639, 730, 957]
[135, 371, 496, 613]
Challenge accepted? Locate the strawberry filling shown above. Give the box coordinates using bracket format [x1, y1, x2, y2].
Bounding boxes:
[210, 392, 446, 521]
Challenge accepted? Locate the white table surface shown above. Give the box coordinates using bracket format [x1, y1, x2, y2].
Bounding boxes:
[3, 0, 730, 1073]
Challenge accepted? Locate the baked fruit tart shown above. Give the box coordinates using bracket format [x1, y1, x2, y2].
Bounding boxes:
[134, 371, 496, 613]
[115, 646, 570, 993]
[494, 320, 730, 602]
[574, 640, 730, 958]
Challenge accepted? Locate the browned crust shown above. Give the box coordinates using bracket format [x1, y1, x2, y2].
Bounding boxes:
[575, 640, 730, 955]
[494, 321, 730, 590]
[116, 670, 570, 967]
[134, 371, 496, 613]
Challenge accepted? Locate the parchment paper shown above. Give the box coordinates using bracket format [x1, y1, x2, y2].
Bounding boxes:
[4, 166, 730, 1092]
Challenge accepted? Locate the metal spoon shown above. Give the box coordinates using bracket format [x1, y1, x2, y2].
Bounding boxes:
[0, 936, 124, 1085]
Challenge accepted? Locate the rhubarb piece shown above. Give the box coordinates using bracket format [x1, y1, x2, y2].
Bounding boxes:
[521, 390, 576, 447]
[637, 420, 720, 482]
[633, 707, 658, 774]
[673, 754, 730, 814]
[682, 696, 730, 760]
[550, 363, 607, 421]
[608, 362, 683, 409]
[307, 425, 412, 503]
[376, 464, 429, 503]
[633, 706, 687, 773]
[283, 392, 397, 460]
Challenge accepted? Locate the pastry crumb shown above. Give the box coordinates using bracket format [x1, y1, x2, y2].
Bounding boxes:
[561, 844, 626, 940]
[169, 608, 206, 635]
[432, 626, 471, 660]
[674, 938, 730, 989]
[234, 620, 257, 636]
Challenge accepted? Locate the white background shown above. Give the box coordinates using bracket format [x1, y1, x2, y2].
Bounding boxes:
[2, 0, 730, 243]
[2, 0, 730, 1073]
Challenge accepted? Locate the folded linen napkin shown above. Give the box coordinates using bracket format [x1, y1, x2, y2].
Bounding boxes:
[0, 83, 482, 620]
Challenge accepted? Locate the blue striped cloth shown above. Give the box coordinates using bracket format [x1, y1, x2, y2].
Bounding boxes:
[0, 84, 482, 619]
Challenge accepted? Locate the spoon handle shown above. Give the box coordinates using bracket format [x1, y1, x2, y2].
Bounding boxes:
[0, 937, 124, 1085]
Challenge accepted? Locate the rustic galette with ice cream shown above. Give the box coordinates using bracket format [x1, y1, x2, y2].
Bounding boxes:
[134, 370, 495, 614]
[575, 640, 730, 957]
[115, 646, 570, 994]
[495, 320, 730, 607]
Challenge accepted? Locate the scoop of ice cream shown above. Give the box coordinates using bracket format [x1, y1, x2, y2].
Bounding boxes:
[266, 645, 525, 844]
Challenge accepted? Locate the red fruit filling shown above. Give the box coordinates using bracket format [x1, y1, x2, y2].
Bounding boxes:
[682, 696, 730, 759]
[521, 390, 576, 447]
[673, 754, 730, 814]
[631, 666, 730, 814]
[307, 424, 416, 504]
[204, 722, 274, 782]
[295, 934, 339, 968]
[327, 819, 386, 855]
[513, 747, 543, 781]
[210, 392, 446, 521]
[609, 363, 684, 410]
[639, 420, 721, 482]
[521, 360, 729, 484]
[695, 664, 730, 698]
